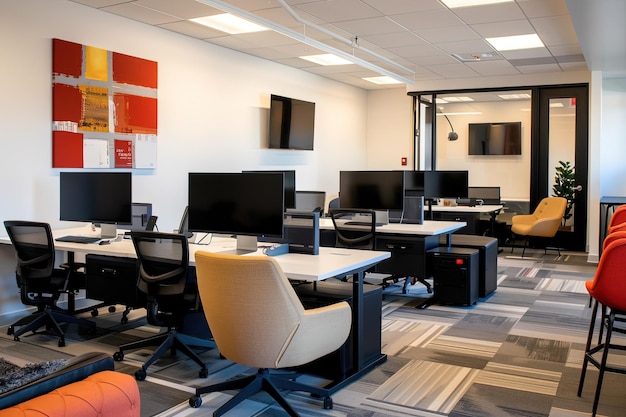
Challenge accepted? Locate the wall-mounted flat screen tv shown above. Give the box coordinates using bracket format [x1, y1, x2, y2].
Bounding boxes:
[468, 122, 521, 155]
[268, 94, 315, 151]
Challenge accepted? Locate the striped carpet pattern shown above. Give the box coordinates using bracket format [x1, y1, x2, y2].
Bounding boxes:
[2, 250, 626, 417]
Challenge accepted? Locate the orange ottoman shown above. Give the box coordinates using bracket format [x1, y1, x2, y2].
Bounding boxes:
[0, 371, 140, 417]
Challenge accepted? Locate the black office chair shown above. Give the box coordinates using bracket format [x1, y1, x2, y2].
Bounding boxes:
[3, 220, 96, 347]
[329, 208, 376, 250]
[113, 231, 215, 380]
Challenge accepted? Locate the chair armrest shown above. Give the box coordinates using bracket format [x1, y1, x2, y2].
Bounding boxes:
[525, 216, 563, 237]
[279, 301, 352, 368]
[0, 352, 113, 410]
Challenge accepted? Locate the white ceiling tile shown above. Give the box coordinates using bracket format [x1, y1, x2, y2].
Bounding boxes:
[470, 20, 537, 38]
[450, 2, 525, 25]
[387, 9, 463, 31]
[134, 0, 219, 19]
[532, 15, 580, 46]
[434, 39, 495, 55]
[331, 16, 406, 37]
[428, 62, 481, 78]
[101, 2, 179, 25]
[361, 0, 443, 15]
[517, 0, 570, 19]
[413, 26, 481, 44]
[294, 0, 381, 23]
[465, 60, 520, 76]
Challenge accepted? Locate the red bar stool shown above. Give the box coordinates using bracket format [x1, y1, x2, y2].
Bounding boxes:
[577, 238, 626, 416]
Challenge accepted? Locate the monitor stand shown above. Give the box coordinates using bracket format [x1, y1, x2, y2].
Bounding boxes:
[100, 223, 118, 239]
[236, 235, 258, 253]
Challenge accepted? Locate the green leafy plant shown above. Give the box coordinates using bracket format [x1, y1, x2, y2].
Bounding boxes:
[552, 160, 575, 226]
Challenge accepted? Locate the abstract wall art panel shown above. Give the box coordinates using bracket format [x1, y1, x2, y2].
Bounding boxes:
[52, 38, 158, 169]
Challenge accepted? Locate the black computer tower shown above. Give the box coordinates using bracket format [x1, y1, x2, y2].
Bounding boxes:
[293, 280, 382, 380]
[427, 247, 479, 306]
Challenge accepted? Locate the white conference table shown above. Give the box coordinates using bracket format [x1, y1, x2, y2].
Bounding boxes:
[1, 226, 391, 391]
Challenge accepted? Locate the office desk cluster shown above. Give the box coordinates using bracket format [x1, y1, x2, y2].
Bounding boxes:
[1, 216, 499, 393]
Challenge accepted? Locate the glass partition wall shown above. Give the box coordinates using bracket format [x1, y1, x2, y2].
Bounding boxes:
[410, 85, 587, 251]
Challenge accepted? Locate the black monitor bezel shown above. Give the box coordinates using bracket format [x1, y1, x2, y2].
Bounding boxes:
[187, 172, 285, 239]
[59, 172, 132, 225]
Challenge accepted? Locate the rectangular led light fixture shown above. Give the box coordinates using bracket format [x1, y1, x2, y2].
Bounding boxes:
[299, 54, 353, 66]
[362, 76, 404, 85]
[444, 96, 474, 102]
[442, 0, 513, 8]
[498, 93, 531, 100]
[190, 13, 269, 34]
[486, 34, 544, 51]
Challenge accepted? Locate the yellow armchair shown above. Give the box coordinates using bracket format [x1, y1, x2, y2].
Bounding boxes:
[511, 197, 567, 256]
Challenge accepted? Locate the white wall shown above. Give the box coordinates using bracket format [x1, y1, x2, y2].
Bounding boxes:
[435, 101, 532, 200]
[366, 88, 414, 169]
[0, 0, 370, 235]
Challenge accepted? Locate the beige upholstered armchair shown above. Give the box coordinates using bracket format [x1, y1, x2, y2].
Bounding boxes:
[189, 251, 352, 416]
[511, 196, 567, 256]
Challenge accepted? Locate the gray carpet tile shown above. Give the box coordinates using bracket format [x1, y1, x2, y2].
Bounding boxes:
[3, 249, 626, 417]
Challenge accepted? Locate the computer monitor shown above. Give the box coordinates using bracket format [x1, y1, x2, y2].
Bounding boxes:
[59, 172, 132, 238]
[468, 186, 501, 204]
[424, 170, 469, 200]
[243, 170, 295, 209]
[294, 190, 326, 215]
[339, 171, 404, 211]
[188, 172, 285, 252]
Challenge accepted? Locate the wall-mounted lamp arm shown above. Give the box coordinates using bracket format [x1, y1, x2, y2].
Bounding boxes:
[442, 114, 458, 141]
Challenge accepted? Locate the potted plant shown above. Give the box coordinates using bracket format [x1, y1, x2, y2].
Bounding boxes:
[552, 160, 575, 227]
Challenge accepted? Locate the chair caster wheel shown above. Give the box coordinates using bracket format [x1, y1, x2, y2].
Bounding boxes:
[91, 309, 99, 317]
[58, 338, 66, 347]
[189, 395, 202, 408]
[135, 369, 147, 381]
[323, 396, 333, 409]
[7, 326, 14, 336]
[427, 287, 433, 294]
[108, 306, 116, 313]
[113, 351, 124, 361]
[121, 316, 128, 325]
[199, 368, 208, 378]
[13, 336, 20, 342]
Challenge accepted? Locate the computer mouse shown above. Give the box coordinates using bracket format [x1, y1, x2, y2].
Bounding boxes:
[99, 240, 110, 245]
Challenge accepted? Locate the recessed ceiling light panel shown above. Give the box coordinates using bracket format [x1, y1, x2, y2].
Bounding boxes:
[190, 13, 269, 34]
[442, 0, 513, 8]
[299, 54, 353, 66]
[362, 76, 404, 85]
[486, 34, 544, 51]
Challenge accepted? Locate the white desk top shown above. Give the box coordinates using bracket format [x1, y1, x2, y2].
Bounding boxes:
[1, 227, 390, 282]
[430, 204, 503, 213]
[319, 218, 466, 235]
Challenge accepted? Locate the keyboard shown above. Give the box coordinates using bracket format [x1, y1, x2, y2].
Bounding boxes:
[55, 235, 101, 244]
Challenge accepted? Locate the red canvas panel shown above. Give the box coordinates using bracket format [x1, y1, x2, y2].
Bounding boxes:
[52, 131, 83, 168]
[53, 83, 82, 123]
[112, 52, 157, 89]
[114, 139, 133, 168]
[113, 93, 158, 134]
[52, 39, 82, 78]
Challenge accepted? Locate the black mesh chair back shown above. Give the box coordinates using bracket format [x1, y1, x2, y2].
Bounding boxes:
[3, 220, 95, 347]
[329, 209, 376, 250]
[131, 231, 191, 323]
[4, 221, 64, 302]
[116, 230, 214, 380]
